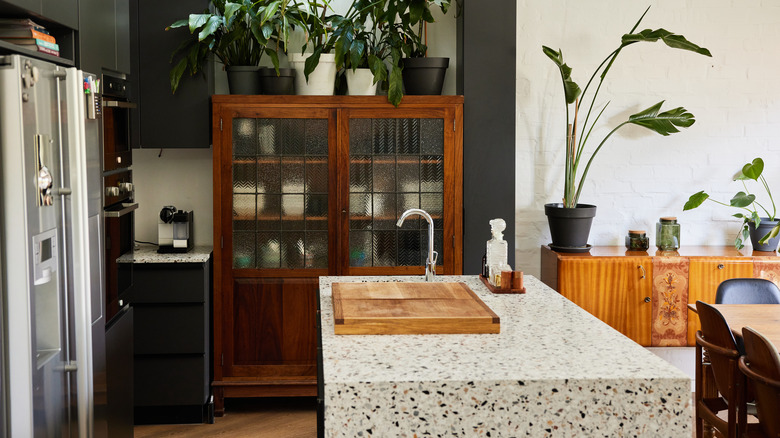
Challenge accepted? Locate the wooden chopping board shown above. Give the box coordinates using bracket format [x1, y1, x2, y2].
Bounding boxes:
[332, 282, 500, 335]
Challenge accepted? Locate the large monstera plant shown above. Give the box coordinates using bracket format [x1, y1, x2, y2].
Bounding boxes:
[543, 6, 712, 209]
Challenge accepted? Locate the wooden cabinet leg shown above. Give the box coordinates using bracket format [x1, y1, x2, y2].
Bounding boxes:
[213, 387, 225, 417]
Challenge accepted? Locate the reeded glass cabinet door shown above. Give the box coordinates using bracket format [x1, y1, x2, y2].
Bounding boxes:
[231, 116, 330, 271]
[347, 116, 447, 270]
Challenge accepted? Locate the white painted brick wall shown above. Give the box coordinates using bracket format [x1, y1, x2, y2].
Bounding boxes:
[516, 0, 780, 277]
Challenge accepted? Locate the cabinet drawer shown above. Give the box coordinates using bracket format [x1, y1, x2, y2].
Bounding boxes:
[134, 305, 206, 354]
[130, 263, 208, 303]
[134, 356, 208, 406]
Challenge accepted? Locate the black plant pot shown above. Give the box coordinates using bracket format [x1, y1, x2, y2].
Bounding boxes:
[401, 57, 449, 95]
[544, 203, 597, 251]
[748, 218, 780, 252]
[259, 67, 295, 95]
[226, 66, 261, 95]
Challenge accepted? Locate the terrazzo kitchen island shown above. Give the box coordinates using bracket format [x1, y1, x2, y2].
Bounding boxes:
[317, 275, 691, 437]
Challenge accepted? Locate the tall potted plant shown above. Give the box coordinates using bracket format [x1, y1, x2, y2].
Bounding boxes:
[683, 158, 780, 252]
[168, 0, 276, 95]
[542, 6, 710, 251]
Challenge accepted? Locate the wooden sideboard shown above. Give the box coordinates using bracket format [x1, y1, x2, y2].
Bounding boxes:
[540, 245, 780, 346]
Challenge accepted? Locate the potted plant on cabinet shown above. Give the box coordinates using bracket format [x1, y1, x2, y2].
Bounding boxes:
[542, 6, 710, 252]
[394, 0, 451, 97]
[257, 0, 311, 94]
[330, 0, 390, 95]
[168, 0, 276, 95]
[288, 0, 340, 95]
[683, 158, 780, 252]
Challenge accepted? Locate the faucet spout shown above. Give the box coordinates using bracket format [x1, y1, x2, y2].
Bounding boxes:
[397, 209, 437, 281]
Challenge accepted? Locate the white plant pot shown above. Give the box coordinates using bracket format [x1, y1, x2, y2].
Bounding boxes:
[289, 53, 337, 95]
[346, 68, 378, 96]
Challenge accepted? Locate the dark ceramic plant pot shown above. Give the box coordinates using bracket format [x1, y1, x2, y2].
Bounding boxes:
[259, 67, 295, 95]
[544, 203, 597, 251]
[401, 57, 449, 95]
[749, 218, 780, 252]
[226, 66, 261, 95]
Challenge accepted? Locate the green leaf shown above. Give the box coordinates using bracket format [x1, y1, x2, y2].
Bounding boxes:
[742, 224, 751, 241]
[188, 14, 212, 33]
[303, 48, 322, 81]
[751, 211, 761, 226]
[730, 191, 756, 208]
[198, 16, 222, 41]
[621, 28, 712, 57]
[409, 0, 425, 25]
[627, 101, 695, 136]
[334, 37, 350, 69]
[387, 64, 403, 107]
[759, 224, 780, 244]
[542, 46, 581, 104]
[169, 58, 188, 94]
[735, 235, 745, 250]
[741, 158, 764, 181]
[733, 213, 745, 219]
[350, 40, 365, 69]
[683, 191, 709, 210]
[167, 19, 189, 30]
[368, 54, 387, 84]
[265, 47, 280, 74]
[223, 2, 242, 26]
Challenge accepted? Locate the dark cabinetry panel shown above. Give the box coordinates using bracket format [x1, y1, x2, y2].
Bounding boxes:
[42, 0, 77, 29]
[129, 256, 212, 424]
[78, 0, 130, 74]
[0, 0, 77, 28]
[134, 0, 212, 148]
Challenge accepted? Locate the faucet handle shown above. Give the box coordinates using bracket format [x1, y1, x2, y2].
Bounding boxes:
[428, 251, 439, 266]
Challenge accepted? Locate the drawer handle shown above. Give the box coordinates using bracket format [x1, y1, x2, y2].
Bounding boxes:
[644, 297, 651, 303]
[718, 264, 724, 270]
[638, 265, 646, 279]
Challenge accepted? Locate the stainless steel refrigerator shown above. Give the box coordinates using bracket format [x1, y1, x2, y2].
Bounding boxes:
[0, 54, 98, 437]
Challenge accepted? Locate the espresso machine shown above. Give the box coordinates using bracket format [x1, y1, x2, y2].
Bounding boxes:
[157, 205, 193, 253]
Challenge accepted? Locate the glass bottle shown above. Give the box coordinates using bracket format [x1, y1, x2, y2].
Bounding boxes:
[486, 218, 508, 274]
[625, 230, 649, 251]
[656, 217, 681, 250]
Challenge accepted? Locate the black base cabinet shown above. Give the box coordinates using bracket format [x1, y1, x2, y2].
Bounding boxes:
[124, 249, 213, 424]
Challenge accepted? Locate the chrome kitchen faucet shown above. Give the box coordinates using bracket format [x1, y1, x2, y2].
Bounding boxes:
[396, 209, 437, 282]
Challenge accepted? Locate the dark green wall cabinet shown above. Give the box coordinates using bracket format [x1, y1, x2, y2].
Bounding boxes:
[0, 0, 77, 29]
[132, 0, 213, 149]
[78, 0, 130, 75]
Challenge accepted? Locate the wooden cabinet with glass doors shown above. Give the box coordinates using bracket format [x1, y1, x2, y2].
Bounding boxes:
[211, 96, 463, 415]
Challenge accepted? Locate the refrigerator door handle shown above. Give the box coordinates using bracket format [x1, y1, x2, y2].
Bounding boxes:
[55, 360, 78, 373]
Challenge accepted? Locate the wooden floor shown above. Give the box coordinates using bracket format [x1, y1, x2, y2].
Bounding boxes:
[133, 398, 317, 438]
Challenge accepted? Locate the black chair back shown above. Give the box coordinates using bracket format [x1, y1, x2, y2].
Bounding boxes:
[716, 278, 780, 304]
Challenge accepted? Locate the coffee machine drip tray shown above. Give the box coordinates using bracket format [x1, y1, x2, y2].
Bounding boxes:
[157, 208, 193, 254]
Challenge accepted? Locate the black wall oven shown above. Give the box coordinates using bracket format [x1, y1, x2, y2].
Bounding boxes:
[102, 74, 137, 322]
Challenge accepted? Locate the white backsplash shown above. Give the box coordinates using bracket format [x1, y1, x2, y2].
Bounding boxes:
[132, 148, 213, 247]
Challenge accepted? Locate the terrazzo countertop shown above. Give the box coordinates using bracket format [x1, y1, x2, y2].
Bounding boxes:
[117, 245, 212, 263]
[319, 275, 691, 437]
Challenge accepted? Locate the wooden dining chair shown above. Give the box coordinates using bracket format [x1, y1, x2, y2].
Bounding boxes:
[695, 300, 748, 438]
[716, 278, 780, 305]
[738, 327, 780, 438]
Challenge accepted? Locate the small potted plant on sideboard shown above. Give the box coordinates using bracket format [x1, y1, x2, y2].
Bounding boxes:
[684, 157, 780, 252]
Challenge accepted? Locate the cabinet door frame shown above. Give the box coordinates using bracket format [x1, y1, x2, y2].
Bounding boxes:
[337, 106, 463, 276]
